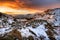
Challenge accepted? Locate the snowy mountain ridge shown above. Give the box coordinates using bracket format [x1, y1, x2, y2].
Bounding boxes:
[0, 8, 60, 40]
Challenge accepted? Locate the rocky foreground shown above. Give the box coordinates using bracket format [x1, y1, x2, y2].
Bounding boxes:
[0, 8, 60, 40]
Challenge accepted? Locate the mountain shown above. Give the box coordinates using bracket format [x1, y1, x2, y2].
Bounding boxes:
[0, 8, 60, 40]
[44, 8, 60, 26]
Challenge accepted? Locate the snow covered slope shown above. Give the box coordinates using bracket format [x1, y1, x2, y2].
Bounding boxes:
[0, 8, 60, 40]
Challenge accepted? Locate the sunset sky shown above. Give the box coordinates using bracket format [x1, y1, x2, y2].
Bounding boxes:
[0, 0, 60, 14]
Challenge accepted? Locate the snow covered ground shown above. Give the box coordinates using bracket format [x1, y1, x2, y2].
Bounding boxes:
[0, 27, 13, 35]
[18, 24, 49, 40]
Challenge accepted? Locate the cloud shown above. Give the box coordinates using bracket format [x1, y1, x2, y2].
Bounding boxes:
[17, 0, 60, 6]
[14, 0, 60, 10]
[0, 0, 60, 10]
[0, 0, 15, 1]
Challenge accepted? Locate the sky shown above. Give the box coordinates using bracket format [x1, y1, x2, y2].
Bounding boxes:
[0, 0, 60, 14]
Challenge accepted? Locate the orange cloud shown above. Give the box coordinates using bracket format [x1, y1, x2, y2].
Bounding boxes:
[0, 0, 60, 15]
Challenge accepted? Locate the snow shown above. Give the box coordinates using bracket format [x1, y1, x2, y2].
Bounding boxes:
[28, 25, 48, 38]
[55, 35, 60, 40]
[0, 27, 12, 34]
[0, 8, 60, 40]
[7, 19, 14, 24]
[18, 28, 34, 37]
[18, 24, 49, 40]
[47, 9, 60, 26]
